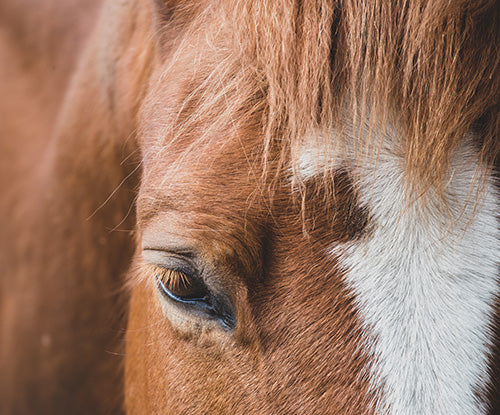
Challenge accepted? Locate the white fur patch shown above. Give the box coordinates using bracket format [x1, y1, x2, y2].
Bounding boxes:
[297, 130, 499, 414]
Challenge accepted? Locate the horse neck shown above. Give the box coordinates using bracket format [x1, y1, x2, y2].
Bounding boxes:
[0, 1, 153, 413]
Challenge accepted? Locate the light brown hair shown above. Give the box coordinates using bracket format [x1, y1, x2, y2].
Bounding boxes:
[158, 0, 500, 198]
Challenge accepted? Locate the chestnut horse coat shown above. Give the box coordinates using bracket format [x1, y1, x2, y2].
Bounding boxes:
[1, 0, 499, 414]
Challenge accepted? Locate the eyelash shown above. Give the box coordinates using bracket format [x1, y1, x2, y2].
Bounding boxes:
[155, 267, 211, 304]
[144, 263, 236, 330]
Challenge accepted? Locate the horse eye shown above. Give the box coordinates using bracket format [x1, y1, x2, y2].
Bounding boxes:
[152, 264, 236, 331]
[156, 268, 211, 305]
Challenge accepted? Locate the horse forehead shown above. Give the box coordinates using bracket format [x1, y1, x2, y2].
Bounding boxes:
[142, 131, 261, 189]
[138, 134, 266, 231]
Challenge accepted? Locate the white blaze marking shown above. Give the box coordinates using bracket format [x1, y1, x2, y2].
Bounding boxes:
[297, 131, 499, 414]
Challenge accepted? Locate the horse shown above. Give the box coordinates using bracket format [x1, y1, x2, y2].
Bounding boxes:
[1, 0, 499, 413]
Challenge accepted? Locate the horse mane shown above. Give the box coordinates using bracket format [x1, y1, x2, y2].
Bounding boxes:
[156, 0, 500, 200]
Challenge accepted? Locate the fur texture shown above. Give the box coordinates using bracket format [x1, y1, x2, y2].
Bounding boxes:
[1, 0, 499, 413]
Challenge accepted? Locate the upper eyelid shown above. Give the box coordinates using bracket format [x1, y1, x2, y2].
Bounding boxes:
[142, 245, 195, 256]
[142, 248, 196, 267]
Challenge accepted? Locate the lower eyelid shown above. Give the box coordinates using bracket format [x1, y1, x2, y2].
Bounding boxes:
[155, 277, 236, 331]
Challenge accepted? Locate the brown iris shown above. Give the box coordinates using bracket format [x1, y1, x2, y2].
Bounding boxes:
[156, 268, 208, 301]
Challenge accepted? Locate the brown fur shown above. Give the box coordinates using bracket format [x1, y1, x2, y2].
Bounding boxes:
[155, 0, 500, 196]
[1, 0, 499, 413]
[0, 0, 148, 412]
[128, 116, 376, 413]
